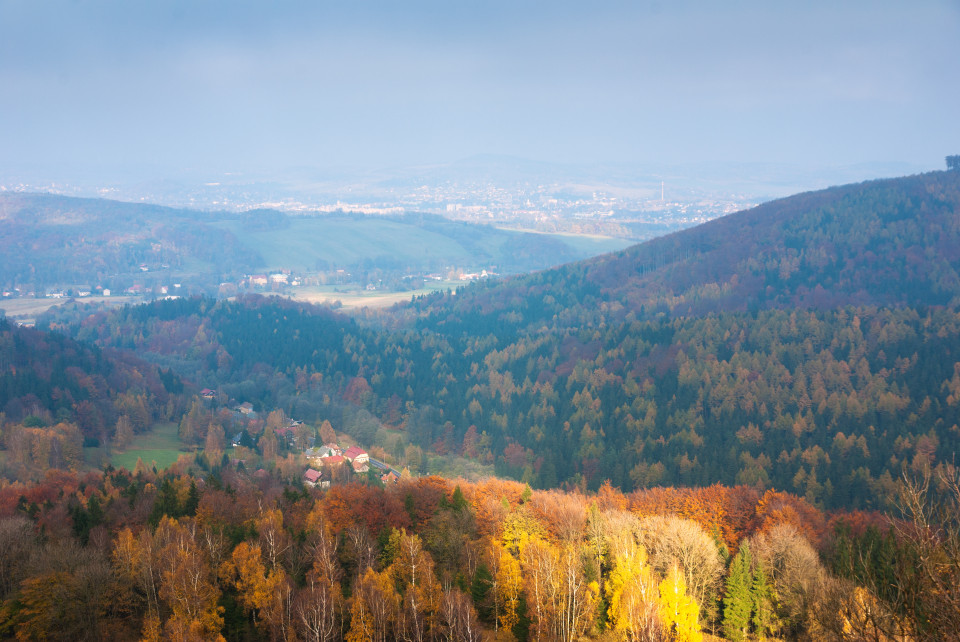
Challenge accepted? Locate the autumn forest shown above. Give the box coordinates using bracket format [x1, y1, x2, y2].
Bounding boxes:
[2, 170, 960, 640]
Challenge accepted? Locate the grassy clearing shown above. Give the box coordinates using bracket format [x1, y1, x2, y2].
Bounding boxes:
[0, 296, 138, 325]
[495, 225, 636, 254]
[552, 233, 635, 255]
[111, 422, 192, 471]
[288, 280, 457, 309]
[425, 453, 496, 482]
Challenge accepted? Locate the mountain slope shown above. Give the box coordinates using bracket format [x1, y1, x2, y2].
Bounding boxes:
[412, 171, 960, 330]
[0, 318, 186, 477]
[589, 170, 960, 313]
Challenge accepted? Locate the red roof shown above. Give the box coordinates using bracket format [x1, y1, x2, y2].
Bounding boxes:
[319, 455, 344, 465]
[304, 469, 322, 483]
[343, 446, 367, 460]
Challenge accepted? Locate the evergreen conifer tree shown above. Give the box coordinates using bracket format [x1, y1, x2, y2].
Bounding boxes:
[750, 559, 776, 640]
[723, 543, 754, 641]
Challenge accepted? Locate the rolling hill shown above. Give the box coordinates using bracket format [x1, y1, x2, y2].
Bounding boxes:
[409, 170, 960, 330]
[0, 193, 631, 294]
[0, 193, 260, 290]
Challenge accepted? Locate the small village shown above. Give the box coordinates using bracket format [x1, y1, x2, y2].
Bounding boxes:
[206, 390, 405, 491]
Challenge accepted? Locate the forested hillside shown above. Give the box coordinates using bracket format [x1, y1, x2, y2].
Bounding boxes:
[38, 171, 960, 509]
[0, 193, 261, 289]
[411, 170, 960, 330]
[0, 318, 187, 478]
[4, 170, 960, 640]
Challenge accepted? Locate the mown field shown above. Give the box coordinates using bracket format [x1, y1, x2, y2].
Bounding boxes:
[111, 422, 192, 471]
[219, 217, 471, 271]
[0, 295, 137, 325]
[288, 280, 460, 309]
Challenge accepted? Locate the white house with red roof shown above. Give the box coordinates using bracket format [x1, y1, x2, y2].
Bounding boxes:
[342, 446, 369, 464]
[319, 455, 345, 467]
[303, 468, 322, 487]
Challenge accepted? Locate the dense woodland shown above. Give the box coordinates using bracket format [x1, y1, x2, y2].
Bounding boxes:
[1, 460, 959, 641]
[2, 170, 960, 639]
[0, 318, 186, 479]
[38, 295, 960, 511]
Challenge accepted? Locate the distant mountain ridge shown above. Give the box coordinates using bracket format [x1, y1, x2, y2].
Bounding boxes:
[414, 171, 960, 329]
[588, 170, 960, 312]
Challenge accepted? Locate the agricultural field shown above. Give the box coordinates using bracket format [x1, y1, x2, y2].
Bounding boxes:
[287, 280, 460, 309]
[218, 216, 474, 271]
[0, 295, 136, 325]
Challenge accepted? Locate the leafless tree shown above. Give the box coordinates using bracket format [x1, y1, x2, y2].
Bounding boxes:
[637, 515, 724, 617]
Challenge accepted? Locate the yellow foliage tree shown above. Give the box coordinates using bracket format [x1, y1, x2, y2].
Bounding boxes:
[223, 540, 292, 639]
[155, 517, 225, 641]
[481, 536, 523, 633]
[347, 567, 399, 642]
[606, 543, 662, 641]
[520, 536, 598, 642]
[658, 564, 702, 642]
[345, 592, 374, 642]
[495, 543, 523, 632]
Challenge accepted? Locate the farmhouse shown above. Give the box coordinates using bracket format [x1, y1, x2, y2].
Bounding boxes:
[342, 446, 369, 464]
[303, 468, 322, 487]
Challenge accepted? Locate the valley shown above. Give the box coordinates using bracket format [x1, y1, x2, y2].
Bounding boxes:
[2, 168, 960, 640]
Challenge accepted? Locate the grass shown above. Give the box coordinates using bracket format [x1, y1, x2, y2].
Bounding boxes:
[0, 296, 138, 325]
[495, 225, 636, 255]
[111, 422, 193, 472]
[425, 453, 496, 482]
[288, 280, 458, 309]
[550, 233, 634, 255]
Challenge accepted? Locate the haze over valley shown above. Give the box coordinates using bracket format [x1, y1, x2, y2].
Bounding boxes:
[1, 1, 959, 640]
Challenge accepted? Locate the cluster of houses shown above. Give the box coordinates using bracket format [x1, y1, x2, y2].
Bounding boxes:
[211, 395, 399, 489]
[246, 272, 302, 288]
[302, 443, 401, 488]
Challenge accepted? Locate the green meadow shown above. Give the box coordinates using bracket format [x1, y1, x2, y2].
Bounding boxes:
[111, 422, 192, 471]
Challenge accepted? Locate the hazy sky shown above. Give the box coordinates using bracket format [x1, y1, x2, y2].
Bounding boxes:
[1, 0, 957, 178]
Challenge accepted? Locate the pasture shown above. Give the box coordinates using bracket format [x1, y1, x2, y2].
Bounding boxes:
[111, 422, 192, 471]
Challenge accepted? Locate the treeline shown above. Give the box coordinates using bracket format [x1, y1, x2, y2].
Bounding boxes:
[2, 461, 955, 640]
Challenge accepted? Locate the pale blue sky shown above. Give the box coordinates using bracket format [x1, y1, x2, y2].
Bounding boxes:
[0, 0, 957, 179]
